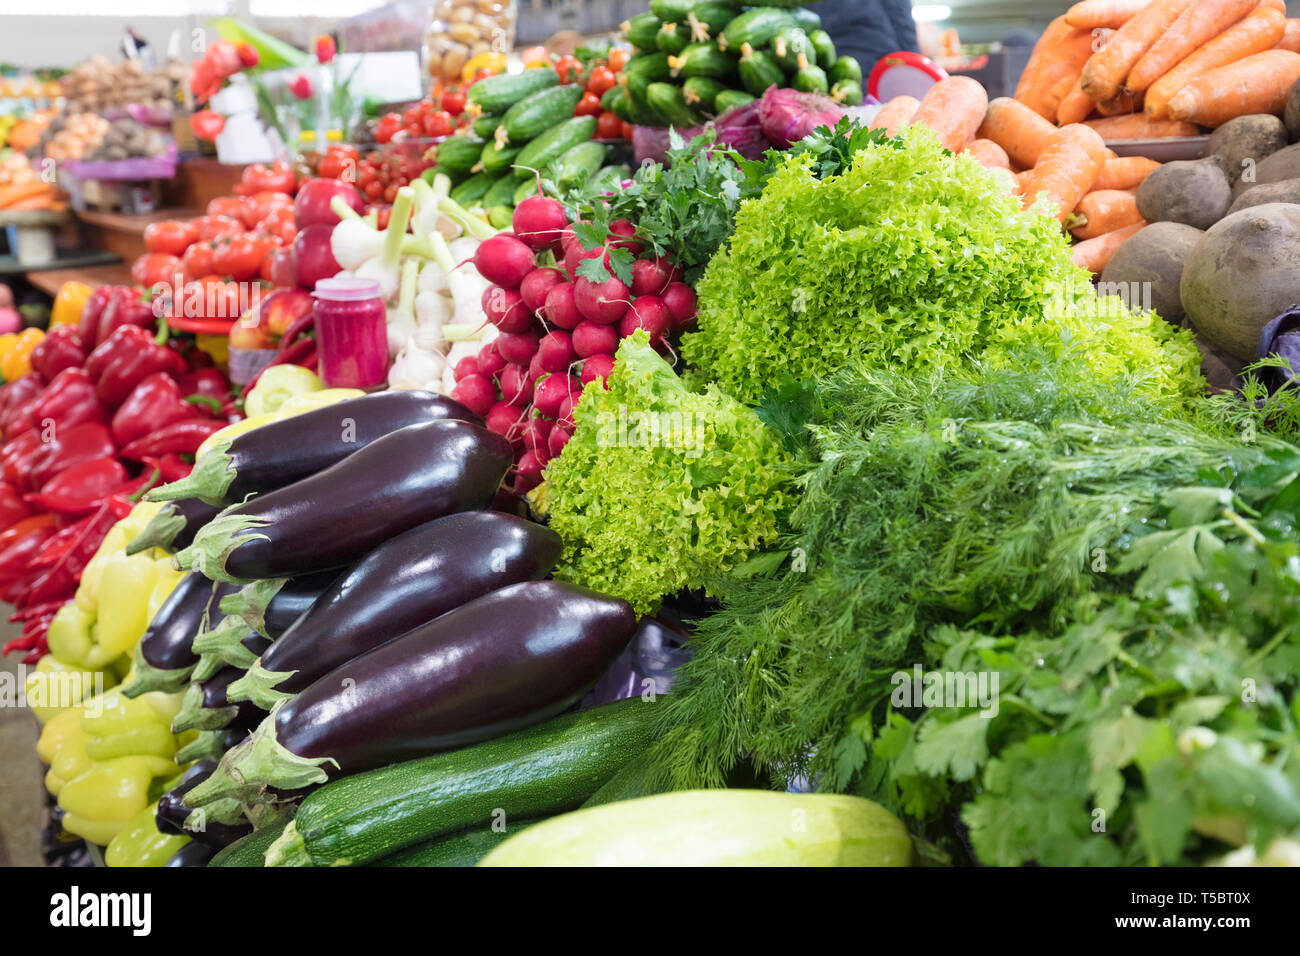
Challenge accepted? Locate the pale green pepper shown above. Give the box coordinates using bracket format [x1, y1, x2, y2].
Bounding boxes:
[244, 364, 323, 418]
[106, 804, 189, 867]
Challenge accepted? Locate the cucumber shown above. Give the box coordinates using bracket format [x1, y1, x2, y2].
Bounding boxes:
[688, 1, 742, 39]
[449, 171, 494, 205]
[627, 94, 666, 128]
[599, 85, 625, 113]
[487, 206, 514, 229]
[513, 176, 540, 205]
[479, 139, 522, 177]
[419, 164, 453, 186]
[650, 0, 695, 21]
[553, 141, 609, 190]
[647, 82, 700, 128]
[683, 76, 728, 112]
[606, 86, 633, 122]
[502, 83, 584, 142]
[718, 8, 796, 52]
[483, 173, 520, 209]
[467, 69, 559, 114]
[513, 115, 597, 179]
[739, 43, 785, 95]
[714, 89, 756, 113]
[589, 164, 630, 193]
[208, 820, 288, 867]
[434, 136, 486, 175]
[266, 699, 657, 867]
[375, 822, 539, 867]
[622, 12, 663, 51]
[793, 53, 829, 94]
[481, 791, 915, 867]
[830, 55, 863, 86]
[623, 52, 674, 100]
[832, 80, 864, 107]
[789, 7, 822, 32]
[808, 29, 837, 68]
[771, 26, 814, 73]
[668, 42, 738, 81]
[655, 21, 691, 56]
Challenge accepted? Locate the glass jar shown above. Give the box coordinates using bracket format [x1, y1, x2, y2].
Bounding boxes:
[424, 0, 517, 85]
[312, 277, 390, 389]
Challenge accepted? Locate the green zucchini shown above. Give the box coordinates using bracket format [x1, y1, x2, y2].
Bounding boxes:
[580, 759, 664, 809]
[467, 69, 559, 114]
[714, 89, 756, 113]
[718, 8, 796, 52]
[434, 136, 485, 175]
[739, 43, 785, 95]
[513, 176, 540, 205]
[208, 820, 288, 867]
[479, 139, 522, 177]
[480, 791, 915, 867]
[793, 53, 829, 94]
[622, 12, 664, 51]
[655, 21, 691, 55]
[502, 83, 584, 142]
[789, 6, 822, 32]
[647, 82, 700, 128]
[265, 699, 657, 868]
[553, 140, 609, 190]
[650, 0, 695, 21]
[832, 80, 864, 107]
[483, 173, 520, 209]
[375, 822, 539, 867]
[688, 1, 742, 40]
[513, 115, 597, 179]
[487, 205, 514, 229]
[830, 55, 863, 86]
[771, 26, 814, 73]
[682, 76, 728, 112]
[449, 171, 494, 205]
[623, 52, 674, 100]
[471, 113, 503, 139]
[808, 28, 837, 68]
[668, 42, 738, 81]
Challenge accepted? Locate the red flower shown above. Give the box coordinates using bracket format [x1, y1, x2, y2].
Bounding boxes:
[236, 42, 260, 68]
[288, 73, 314, 100]
[315, 35, 337, 65]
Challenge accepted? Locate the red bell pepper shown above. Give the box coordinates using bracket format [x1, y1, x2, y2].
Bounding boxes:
[95, 289, 156, 346]
[29, 326, 88, 382]
[20, 497, 132, 608]
[27, 422, 117, 492]
[24, 457, 129, 517]
[110, 372, 193, 446]
[89, 326, 188, 408]
[9, 600, 66, 623]
[0, 373, 44, 423]
[0, 481, 32, 534]
[76, 285, 121, 349]
[142, 453, 194, 484]
[119, 418, 226, 461]
[176, 367, 231, 403]
[114, 468, 162, 501]
[0, 374, 47, 439]
[1, 429, 43, 491]
[0, 515, 58, 584]
[30, 368, 107, 432]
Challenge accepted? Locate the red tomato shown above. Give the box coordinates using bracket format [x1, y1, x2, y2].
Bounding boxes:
[245, 189, 293, 226]
[596, 111, 622, 139]
[587, 65, 616, 96]
[318, 144, 360, 181]
[620, 121, 634, 141]
[441, 88, 467, 116]
[607, 48, 630, 72]
[364, 180, 383, 201]
[215, 234, 273, 281]
[207, 196, 252, 228]
[238, 161, 296, 196]
[143, 219, 198, 256]
[257, 206, 297, 245]
[382, 183, 399, 204]
[131, 253, 183, 289]
[575, 92, 602, 117]
[192, 214, 244, 241]
[422, 110, 454, 138]
[199, 278, 243, 321]
[555, 55, 582, 84]
[181, 241, 217, 281]
[375, 113, 402, 144]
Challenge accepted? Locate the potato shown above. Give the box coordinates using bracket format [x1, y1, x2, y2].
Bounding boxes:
[1181, 202, 1300, 361]
[1136, 158, 1232, 230]
[1286, 77, 1300, 142]
[1230, 141, 1300, 200]
[1099, 222, 1204, 324]
[1227, 178, 1300, 215]
[1207, 114, 1287, 183]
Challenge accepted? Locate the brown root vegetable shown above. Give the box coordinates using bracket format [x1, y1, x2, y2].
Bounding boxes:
[1100, 221, 1204, 324]
[1285, 76, 1300, 142]
[1207, 114, 1287, 184]
[1181, 202, 1300, 361]
[1232, 141, 1300, 199]
[1136, 158, 1232, 229]
[1180, 319, 1244, 393]
[1227, 177, 1300, 214]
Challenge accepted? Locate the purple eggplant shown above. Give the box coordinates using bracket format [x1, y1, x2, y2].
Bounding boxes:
[228, 512, 562, 708]
[156, 761, 252, 848]
[125, 497, 223, 556]
[172, 653, 270, 734]
[186, 581, 636, 803]
[165, 842, 218, 867]
[176, 420, 513, 583]
[148, 390, 480, 506]
[121, 575, 240, 697]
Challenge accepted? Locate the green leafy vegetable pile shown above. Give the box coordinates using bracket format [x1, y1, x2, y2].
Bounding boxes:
[542, 332, 794, 616]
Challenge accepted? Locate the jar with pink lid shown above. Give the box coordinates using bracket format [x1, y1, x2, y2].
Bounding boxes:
[312, 276, 389, 389]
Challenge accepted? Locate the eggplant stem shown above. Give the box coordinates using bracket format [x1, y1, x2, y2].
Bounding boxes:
[174, 513, 270, 585]
[175, 729, 235, 765]
[190, 617, 260, 669]
[189, 652, 226, 683]
[219, 577, 291, 638]
[145, 440, 236, 506]
[171, 680, 239, 734]
[225, 662, 295, 710]
[124, 503, 187, 556]
[118, 642, 194, 699]
[183, 797, 247, 831]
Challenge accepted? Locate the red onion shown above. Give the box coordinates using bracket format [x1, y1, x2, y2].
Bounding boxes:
[758, 85, 846, 150]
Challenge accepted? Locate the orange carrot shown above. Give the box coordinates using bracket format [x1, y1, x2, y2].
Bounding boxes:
[1167, 47, 1300, 124]
[1144, 6, 1285, 116]
[1080, 0, 1197, 101]
[1070, 220, 1148, 272]
[1097, 89, 1146, 113]
[1070, 188, 1143, 239]
[0, 180, 53, 209]
[869, 95, 921, 137]
[1019, 124, 1110, 222]
[1279, 18, 1300, 52]
[1127, 0, 1260, 94]
[1058, 80, 1097, 124]
[1066, 0, 1154, 30]
[1017, 19, 1101, 119]
[1084, 112, 1203, 136]
[978, 97, 1060, 169]
[964, 138, 1012, 170]
[1095, 155, 1162, 188]
[910, 76, 989, 152]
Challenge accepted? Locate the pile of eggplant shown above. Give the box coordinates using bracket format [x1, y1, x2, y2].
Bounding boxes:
[121, 390, 639, 859]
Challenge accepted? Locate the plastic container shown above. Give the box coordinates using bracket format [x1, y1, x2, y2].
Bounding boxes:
[312, 277, 390, 388]
[424, 0, 517, 85]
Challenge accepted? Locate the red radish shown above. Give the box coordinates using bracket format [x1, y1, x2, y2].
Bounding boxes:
[534, 373, 581, 419]
[499, 364, 535, 407]
[574, 275, 630, 325]
[523, 417, 553, 456]
[563, 242, 608, 281]
[482, 286, 534, 334]
[514, 450, 546, 493]
[453, 355, 480, 381]
[572, 320, 619, 358]
[548, 425, 572, 458]
[620, 296, 671, 342]
[495, 329, 540, 365]
[581, 353, 616, 387]
[477, 342, 506, 378]
[608, 219, 644, 255]
[486, 401, 528, 447]
[541, 282, 583, 330]
[630, 257, 676, 297]
[560, 222, 589, 254]
[537, 330, 577, 374]
[450, 374, 497, 417]
[474, 235, 536, 289]
[520, 267, 565, 313]
[556, 394, 576, 430]
[528, 350, 547, 383]
[513, 197, 568, 252]
[662, 282, 698, 330]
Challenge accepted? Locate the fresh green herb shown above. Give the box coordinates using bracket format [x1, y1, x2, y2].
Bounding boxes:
[737, 116, 901, 188]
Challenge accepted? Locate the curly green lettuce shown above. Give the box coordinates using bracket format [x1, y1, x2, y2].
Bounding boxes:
[542, 333, 793, 616]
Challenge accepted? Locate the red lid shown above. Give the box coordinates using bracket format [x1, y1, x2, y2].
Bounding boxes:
[867, 51, 949, 103]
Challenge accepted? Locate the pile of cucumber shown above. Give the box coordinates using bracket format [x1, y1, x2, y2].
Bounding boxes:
[426, 69, 630, 226]
[611, 1, 864, 130]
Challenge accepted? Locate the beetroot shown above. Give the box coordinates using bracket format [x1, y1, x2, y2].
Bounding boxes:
[499, 364, 535, 408]
[662, 282, 698, 330]
[482, 286, 534, 334]
[534, 373, 581, 419]
[574, 275, 630, 325]
[495, 329, 541, 366]
[620, 296, 671, 342]
[513, 197, 569, 252]
[548, 425, 572, 459]
[520, 267, 565, 313]
[581, 353, 616, 387]
[572, 320, 619, 358]
[537, 330, 577, 374]
[541, 282, 583, 330]
[474, 235, 536, 289]
[450, 374, 497, 417]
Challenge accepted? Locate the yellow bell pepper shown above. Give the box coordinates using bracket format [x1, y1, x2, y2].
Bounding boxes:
[106, 804, 189, 867]
[464, 51, 509, 82]
[147, 559, 185, 621]
[244, 363, 323, 418]
[50, 280, 93, 328]
[58, 754, 177, 845]
[196, 413, 281, 460]
[81, 686, 184, 762]
[93, 553, 158, 656]
[38, 703, 93, 795]
[25, 652, 116, 723]
[0, 326, 44, 381]
[276, 387, 364, 415]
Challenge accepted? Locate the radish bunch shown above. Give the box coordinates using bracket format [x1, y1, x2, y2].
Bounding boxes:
[451, 196, 699, 493]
